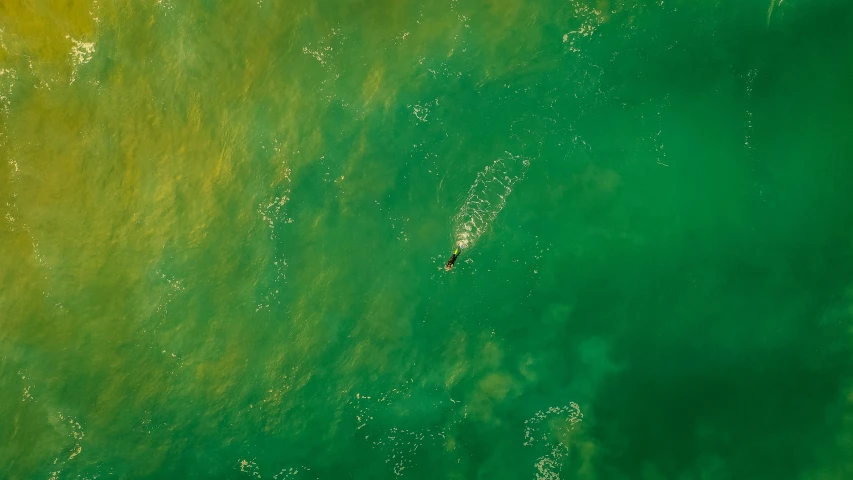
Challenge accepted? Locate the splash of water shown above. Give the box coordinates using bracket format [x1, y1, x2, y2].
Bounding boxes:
[453, 153, 530, 249]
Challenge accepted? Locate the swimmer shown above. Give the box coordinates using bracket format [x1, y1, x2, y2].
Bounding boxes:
[444, 245, 462, 271]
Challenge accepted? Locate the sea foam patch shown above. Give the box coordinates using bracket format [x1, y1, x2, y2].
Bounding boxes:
[67, 37, 95, 84]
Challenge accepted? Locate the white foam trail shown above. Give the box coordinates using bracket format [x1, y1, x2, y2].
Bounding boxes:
[67, 37, 95, 84]
[523, 403, 584, 479]
[453, 153, 530, 249]
[350, 380, 465, 476]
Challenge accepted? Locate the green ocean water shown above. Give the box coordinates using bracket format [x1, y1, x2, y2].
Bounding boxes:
[3, 0, 853, 478]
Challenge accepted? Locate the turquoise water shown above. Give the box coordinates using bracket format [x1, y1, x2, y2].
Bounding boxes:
[2, 0, 853, 478]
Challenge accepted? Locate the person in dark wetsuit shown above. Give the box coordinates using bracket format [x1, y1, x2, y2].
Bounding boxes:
[445, 246, 462, 271]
